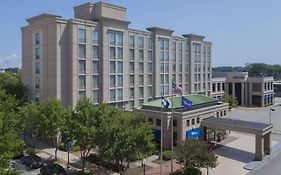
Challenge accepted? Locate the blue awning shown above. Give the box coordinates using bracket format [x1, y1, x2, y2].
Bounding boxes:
[186, 128, 202, 139]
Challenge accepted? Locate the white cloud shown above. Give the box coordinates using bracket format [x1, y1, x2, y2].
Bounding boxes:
[0, 54, 21, 69]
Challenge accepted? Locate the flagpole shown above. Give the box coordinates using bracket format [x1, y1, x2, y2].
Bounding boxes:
[171, 83, 174, 174]
[160, 95, 163, 175]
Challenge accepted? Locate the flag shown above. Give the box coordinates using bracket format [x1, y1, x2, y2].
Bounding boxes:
[182, 96, 192, 108]
[161, 96, 172, 109]
[172, 82, 182, 94]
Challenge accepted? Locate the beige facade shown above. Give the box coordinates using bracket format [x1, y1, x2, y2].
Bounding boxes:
[21, 2, 212, 109]
[211, 77, 226, 100]
[213, 72, 274, 107]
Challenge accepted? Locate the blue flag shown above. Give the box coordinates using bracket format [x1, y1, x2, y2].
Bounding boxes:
[161, 96, 172, 109]
[182, 96, 192, 108]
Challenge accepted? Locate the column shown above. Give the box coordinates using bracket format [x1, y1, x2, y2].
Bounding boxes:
[264, 132, 271, 155]
[261, 95, 265, 107]
[201, 126, 208, 141]
[241, 82, 245, 106]
[255, 135, 264, 160]
[249, 83, 252, 105]
[232, 82, 235, 97]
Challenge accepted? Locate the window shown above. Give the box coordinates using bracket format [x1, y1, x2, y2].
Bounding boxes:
[110, 89, 115, 101]
[139, 62, 144, 73]
[79, 91, 86, 100]
[110, 75, 116, 87]
[110, 61, 115, 73]
[160, 63, 164, 73]
[93, 60, 99, 74]
[35, 48, 40, 59]
[92, 31, 99, 44]
[93, 75, 99, 88]
[79, 29, 86, 43]
[165, 63, 169, 73]
[35, 62, 40, 74]
[117, 75, 123, 87]
[148, 86, 152, 97]
[147, 50, 152, 61]
[129, 49, 134, 60]
[191, 118, 195, 125]
[178, 53, 182, 62]
[93, 46, 99, 59]
[117, 48, 123, 59]
[79, 44, 86, 58]
[139, 50, 144, 60]
[173, 64, 176, 73]
[172, 41, 176, 51]
[160, 40, 165, 50]
[148, 37, 153, 49]
[117, 61, 123, 73]
[110, 47, 115, 59]
[165, 51, 169, 62]
[130, 62, 134, 73]
[156, 119, 161, 126]
[116, 33, 123, 46]
[109, 32, 115, 45]
[148, 118, 153, 124]
[160, 51, 165, 61]
[130, 88, 134, 99]
[139, 99, 144, 106]
[79, 75, 86, 89]
[148, 63, 152, 73]
[138, 36, 144, 48]
[129, 36, 134, 47]
[186, 119, 190, 127]
[139, 87, 144, 98]
[196, 117, 200, 124]
[160, 74, 164, 84]
[173, 120, 177, 127]
[35, 32, 40, 45]
[92, 90, 99, 103]
[139, 75, 144, 85]
[178, 43, 183, 52]
[129, 75, 134, 86]
[35, 77, 40, 89]
[117, 89, 123, 100]
[179, 63, 182, 73]
[79, 60, 86, 74]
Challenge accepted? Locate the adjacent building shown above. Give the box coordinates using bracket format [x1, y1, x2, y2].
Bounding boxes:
[213, 72, 274, 107]
[21, 1, 212, 109]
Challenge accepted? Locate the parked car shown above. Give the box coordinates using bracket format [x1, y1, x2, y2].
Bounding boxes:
[40, 163, 66, 175]
[13, 151, 24, 159]
[21, 154, 43, 168]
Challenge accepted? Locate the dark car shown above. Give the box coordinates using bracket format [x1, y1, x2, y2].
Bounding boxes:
[21, 154, 43, 168]
[40, 163, 66, 175]
[13, 151, 24, 159]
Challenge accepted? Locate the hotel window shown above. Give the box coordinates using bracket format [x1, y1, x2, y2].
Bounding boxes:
[92, 75, 99, 88]
[129, 88, 134, 99]
[117, 61, 123, 73]
[117, 75, 123, 87]
[173, 64, 176, 73]
[79, 76, 86, 89]
[109, 32, 115, 45]
[35, 62, 40, 74]
[172, 41, 176, 51]
[117, 48, 123, 60]
[93, 60, 99, 74]
[35, 32, 40, 45]
[92, 31, 99, 44]
[148, 118, 153, 124]
[129, 75, 134, 86]
[139, 62, 144, 73]
[173, 52, 176, 62]
[139, 87, 144, 98]
[196, 117, 200, 124]
[130, 62, 134, 73]
[160, 51, 165, 62]
[156, 119, 161, 126]
[129, 49, 134, 60]
[147, 50, 152, 61]
[110, 75, 116, 87]
[116, 33, 123, 46]
[129, 35, 134, 47]
[35, 77, 40, 89]
[79, 60, 86, 74]
[173, 120, 177, 127]
[79, 91, 86, 100]
[35, 48, 40, 59]
[92, 90, 99, 103]
[165, 51, 169, 62]
[192, 118, 195, 125]
[148, 62, 152, 73]
[160, 63, 164, 73]
[186, 119, 190, 127]
[138, 50, 144, 61]
[117, 89, 123, 101]
[178, 43, 183, 52]
[138, 36, 144, 48]
[165, 63, 169, 73]
[110, 61, 116, 73]
[148, 37, 153, 49]
[139, 75, 144, 85]
[147, 74, 152, 85]
[79, 44, 86, 58]
[93, 46, 99, 59]
[110, 89, 116, 101]
[179, 63, 182, 73]
[110, 47, 116, 59]
[148, 86, 152, 97]
[178, 53, 182, 62]
[78, 28, 86, 43]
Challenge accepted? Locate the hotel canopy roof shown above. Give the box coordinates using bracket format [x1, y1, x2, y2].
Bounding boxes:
[142, 94, 218, 110]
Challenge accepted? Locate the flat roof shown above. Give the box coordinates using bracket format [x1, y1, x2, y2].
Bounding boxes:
[142, 94, 217, 109]
[202, 117, 272, 135]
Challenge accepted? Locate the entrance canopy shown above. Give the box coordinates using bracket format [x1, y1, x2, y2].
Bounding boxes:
[201, 117, 272, 136]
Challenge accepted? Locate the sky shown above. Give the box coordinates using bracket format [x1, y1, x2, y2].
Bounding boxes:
[0, 0, 281, 68]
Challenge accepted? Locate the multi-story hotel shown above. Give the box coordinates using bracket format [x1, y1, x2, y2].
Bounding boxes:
[21, 1, 212, 109]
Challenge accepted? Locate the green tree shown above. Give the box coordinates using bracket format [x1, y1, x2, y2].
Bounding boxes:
[0, 72, 28, 102]
[40, 99, 66, 160]
[222, 95, 238, 108]
[174, 140, 218, 175]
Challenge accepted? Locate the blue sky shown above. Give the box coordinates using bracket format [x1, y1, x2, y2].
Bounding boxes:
[0, 0, 281, 68]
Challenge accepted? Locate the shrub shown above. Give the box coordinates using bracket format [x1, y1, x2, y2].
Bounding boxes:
[26, 148, 39, 155]
[162, 150, 173, 161]
[71, 145, 80, 152]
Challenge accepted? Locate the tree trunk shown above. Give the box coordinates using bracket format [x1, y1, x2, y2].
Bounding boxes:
[55, 147, 58, 160]
[82, 157, 85, 172]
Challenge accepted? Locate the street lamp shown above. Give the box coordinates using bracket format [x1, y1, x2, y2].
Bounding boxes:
[269, 108, 275, 124]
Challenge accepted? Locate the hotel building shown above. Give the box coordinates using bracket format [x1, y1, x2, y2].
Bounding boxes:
[21, 1, 212, 109]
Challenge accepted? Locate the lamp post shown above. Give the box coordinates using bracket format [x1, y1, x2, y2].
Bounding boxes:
[142, 158, 146, 175]
[269, 108, 275, 124]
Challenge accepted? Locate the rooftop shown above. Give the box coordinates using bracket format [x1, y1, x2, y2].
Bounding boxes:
[142, 94, 217, 110]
